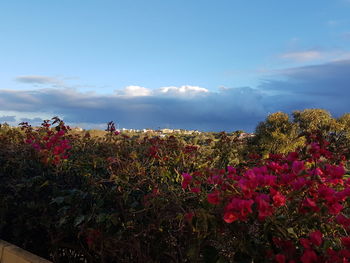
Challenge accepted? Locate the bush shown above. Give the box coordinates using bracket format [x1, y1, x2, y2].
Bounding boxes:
[1, 117, 350, 262]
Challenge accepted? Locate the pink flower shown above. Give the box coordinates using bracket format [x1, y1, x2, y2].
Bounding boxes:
[224, 198, 254, 222]
[318, 186, 335, 202]
[257, 174, 276, 187]
[25, 139, 33, 144]
[223, 211, 238, 223]
[255, 194, 273, 220]
[302, 198, 319, 212]
[275, 254, 286, 263]
[300, 249, 318, 263]
[227, 166, 236, 174]
[341, 236, 350, 249]
[309, 230, 323, 247]
[46, 142, 53, 149]
[300, 238, 312, 249]
[336, 187, 350, 201]
[181, 173, 192, 189]
[336, 214, 350, 228]
[184, 212, 194, 222]
[325, 164, 345, 179]
[272, 191, 286, 207]
[328, 202, 343, 215]
[207, 192, 220, 205]
[190, 187, 201, 193]
[292, 178, 308, 191]
[292, 160, 305, 174]
[287, 152, 298, 162]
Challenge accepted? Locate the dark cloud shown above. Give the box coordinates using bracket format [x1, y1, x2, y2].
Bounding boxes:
[3, 60, 350, 131]
[0, 87, 267, 131]
[259, 59, 350, 115]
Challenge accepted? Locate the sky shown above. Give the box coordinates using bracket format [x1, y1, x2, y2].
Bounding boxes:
[1, 0, 350, 131]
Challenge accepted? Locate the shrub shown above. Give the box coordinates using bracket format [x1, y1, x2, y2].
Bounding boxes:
[1, 117, 350, 262]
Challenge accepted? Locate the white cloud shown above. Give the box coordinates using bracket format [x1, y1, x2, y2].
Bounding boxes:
[0, 86, 266, 131]
[159, 85, 209, 96]
[5, 59, 350, 131]
[114, 85, 209, 98]
[280, 51, 322, 62]
[279, 49, 350, 63]
[122, 85, 152, 97]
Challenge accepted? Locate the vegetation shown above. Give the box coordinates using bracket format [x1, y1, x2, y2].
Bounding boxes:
[1, 109, 350, 262]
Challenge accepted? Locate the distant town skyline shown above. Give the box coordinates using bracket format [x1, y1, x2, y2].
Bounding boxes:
[1, 0, 350, 131]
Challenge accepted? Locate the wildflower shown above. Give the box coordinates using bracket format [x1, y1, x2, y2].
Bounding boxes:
[181, 173, 192, 189]
[255, 194, 273, 220]
[300, 238, 312, 249]
[292, 160, 304, 174]
[224, 198, 254, 222]
[207, 191, 220, 205]
[336, 214, 350, 228]
[302, 198, 319, 212]
[184, 212, 194, 222]
[271, 190, 286, 207]
[275, 254, 286, 263]
[300, 249, 318, 263]
[190, 187, 201, 193]
[327, 202, 343, 215]
[309, 230, 323, 247]
[223, 211, 238, 223]
[341, 237, 350, 249]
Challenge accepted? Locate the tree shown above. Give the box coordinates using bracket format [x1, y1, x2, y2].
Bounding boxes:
[249, 112, 304, 156]
[292, 109, 339, 135]
[332, 113, 350, 159]
[338, 113, 350, 131]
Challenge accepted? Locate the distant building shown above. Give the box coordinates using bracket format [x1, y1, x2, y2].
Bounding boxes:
[72, 127, 83, 132]
[238, 132, 255, 139]
[161, 128, 173, 134]
[142, 129, 154, 133]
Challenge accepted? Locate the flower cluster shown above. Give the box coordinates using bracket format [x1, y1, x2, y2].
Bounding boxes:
[182, 136, 350, 261]
[21, 117, 71, 165]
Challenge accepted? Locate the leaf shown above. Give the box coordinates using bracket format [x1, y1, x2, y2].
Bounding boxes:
[96, 213, 107, 223]
[287, 227, 296, 236]
[51, 196, 65, 205]
[58, 216, 67, 226]
[40, 180, 49, 188]
[74, 215, 85, 227]
[110, 213, 119, 225]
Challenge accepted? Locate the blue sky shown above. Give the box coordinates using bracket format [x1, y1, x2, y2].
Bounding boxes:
[1, 0, 350, 131]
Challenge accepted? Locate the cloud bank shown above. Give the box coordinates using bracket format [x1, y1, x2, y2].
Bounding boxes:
[15, 76, 67, 87]
[279, 49, 350, 63]
[1, 59, 350, 132]
[0, 85, 266, 131]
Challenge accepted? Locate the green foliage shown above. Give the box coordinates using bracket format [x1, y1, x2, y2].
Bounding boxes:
[249, 112, 304, 156]
[0, 119, 243, 262]
[293, 108, 339, 135]
[2, 109, 350, 262]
